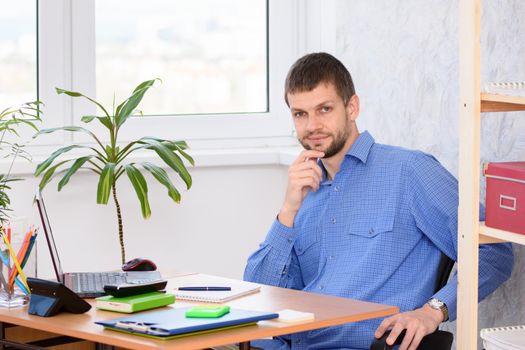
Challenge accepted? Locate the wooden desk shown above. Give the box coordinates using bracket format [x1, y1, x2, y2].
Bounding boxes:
[0, 272, 398, 350]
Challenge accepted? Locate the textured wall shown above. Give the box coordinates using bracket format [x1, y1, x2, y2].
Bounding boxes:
[336, 0, 525, 348]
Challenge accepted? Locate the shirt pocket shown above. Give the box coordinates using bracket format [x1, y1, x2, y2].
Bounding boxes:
[346, 216, 394, 238]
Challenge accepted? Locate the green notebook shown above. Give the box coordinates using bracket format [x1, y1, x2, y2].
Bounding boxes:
[96, 292, 175, 313]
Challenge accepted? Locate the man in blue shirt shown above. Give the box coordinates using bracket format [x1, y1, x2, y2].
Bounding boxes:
[243, 53, 513, 350]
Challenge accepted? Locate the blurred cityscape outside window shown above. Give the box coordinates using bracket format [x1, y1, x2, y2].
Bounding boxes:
[96, 0, 267, 116]
[0, 1, 37, 107]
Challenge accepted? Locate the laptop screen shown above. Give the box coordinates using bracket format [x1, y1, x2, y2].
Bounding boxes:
[35, 190, 64, 283]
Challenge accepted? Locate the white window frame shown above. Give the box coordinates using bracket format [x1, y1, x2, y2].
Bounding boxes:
[34, 0, 336, 162]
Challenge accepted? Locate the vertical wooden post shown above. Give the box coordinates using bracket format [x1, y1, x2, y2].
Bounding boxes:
[457, 0, 481, 348]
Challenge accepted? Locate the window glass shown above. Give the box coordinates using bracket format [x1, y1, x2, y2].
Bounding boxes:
[95, 0, 268, 116]
[0, 1, 37, 106]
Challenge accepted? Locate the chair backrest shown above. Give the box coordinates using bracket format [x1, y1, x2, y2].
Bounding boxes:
[369, 253, 456, 350]
[434, 253, 455, 293]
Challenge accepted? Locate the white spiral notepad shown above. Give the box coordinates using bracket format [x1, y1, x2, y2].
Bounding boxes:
[480, 325, 525, 350]
[171, 274, 261, 303]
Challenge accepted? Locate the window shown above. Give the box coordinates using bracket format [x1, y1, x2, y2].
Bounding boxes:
[38, 1, 319, 148]
[0, 1, 37, 106]
[96, 0, 268, 116]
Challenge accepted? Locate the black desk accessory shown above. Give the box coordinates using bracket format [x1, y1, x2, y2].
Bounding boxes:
[27, 277, 91, 317]
[103, 280, 167, 298]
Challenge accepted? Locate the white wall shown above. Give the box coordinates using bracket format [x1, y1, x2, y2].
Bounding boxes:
[9, 164, 287, 280]
[335, 0, 525, 347]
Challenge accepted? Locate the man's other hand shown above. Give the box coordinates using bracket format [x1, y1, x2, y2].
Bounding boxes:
[374, 304, 444, 350]
[278, 150, 324, 227]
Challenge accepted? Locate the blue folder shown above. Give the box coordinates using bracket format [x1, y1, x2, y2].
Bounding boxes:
[96, 307, 279, 340]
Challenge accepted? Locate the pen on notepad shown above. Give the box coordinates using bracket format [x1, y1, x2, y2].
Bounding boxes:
[176, 286, 231, 291]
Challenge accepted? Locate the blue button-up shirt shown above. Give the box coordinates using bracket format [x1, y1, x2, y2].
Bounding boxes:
[244, 131, 513, 350]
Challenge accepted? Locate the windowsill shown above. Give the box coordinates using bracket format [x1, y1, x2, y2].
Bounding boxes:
[3, 138, 301, 176]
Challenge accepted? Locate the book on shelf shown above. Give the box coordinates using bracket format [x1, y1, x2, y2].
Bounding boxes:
[482, 82, 525, 97]
[480, 325, 525, 350]
[96, 292, 175, 313]
[171, 274, 261, 303]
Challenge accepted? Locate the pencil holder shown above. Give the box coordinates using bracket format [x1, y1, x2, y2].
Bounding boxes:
[0, 222, 37, 308]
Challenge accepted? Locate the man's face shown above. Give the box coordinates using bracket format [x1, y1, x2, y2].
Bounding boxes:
[287, 82, 358, 158]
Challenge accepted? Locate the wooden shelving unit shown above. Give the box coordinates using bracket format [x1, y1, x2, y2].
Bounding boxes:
[481, 93, 525, 112]
[458, 1, 525, 348]
[479, 223, 525, 245]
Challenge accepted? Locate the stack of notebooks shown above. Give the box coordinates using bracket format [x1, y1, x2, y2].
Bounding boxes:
[96, 292, 175, 313]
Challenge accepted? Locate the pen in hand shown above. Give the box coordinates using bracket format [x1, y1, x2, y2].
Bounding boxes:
[177, 286, 231, 291]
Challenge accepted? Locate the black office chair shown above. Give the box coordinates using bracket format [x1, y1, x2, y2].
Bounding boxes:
[370, 253, 455, 350]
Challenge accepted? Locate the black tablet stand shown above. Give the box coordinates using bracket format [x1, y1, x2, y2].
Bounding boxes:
[27, 277, 91, 317]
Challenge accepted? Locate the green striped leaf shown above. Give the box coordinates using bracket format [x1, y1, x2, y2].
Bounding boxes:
[139, 138, 192, 189]
[138, 138, 194, 166]
[116, 79, 159, 128]
[81, 115, 113, 131]
[97, 163, 115, 204]
[81, 116, 96, 123]
[38, 160, 71, 191]
[56, 88, 110, 117]
[125, 164, 151, 218]
[35, 145, 85, 176]
[34, 126, 103, 147]
[34, 126, 87, 137]
[173, 143, 194, 166]
[57, 156, 94, 191]
[56, 88, 82, 97]
[142, 162, 181, 203]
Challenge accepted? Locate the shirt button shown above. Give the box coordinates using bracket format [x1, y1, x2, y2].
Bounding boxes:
[329, 255, 334, 260]
[287, 238, 293, 243]
[331, 217, 336, 224]
[334, 186, 339, 192]
[296, 339, 301, 344]
[319, 285, 324, 290]
[369, 228, 375, 235]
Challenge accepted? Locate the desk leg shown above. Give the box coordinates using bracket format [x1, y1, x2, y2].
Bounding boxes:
[238, 341, 251, 350]
[0, 322, 5, 350]
[96, 344, 115, 350]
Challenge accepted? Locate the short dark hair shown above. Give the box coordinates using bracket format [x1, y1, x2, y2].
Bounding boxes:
[284, 52, 355, 106]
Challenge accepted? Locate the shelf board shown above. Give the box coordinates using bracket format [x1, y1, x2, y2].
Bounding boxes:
[479, 223, 525, 245]
[481, 93, 525, 112]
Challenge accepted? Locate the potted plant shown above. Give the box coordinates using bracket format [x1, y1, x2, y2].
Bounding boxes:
[0, 102, 42, 225]
[34, 79, 194, 264]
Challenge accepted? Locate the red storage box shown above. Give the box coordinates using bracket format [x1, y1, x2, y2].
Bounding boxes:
[485, 161, 525, 235]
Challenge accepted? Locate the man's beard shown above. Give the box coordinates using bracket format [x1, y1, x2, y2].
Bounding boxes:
[299, 118, 351, 158]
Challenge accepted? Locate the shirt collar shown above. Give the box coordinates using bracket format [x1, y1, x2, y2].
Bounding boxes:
[345, 130, 375, 164]
[318, 131, 375, 184]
